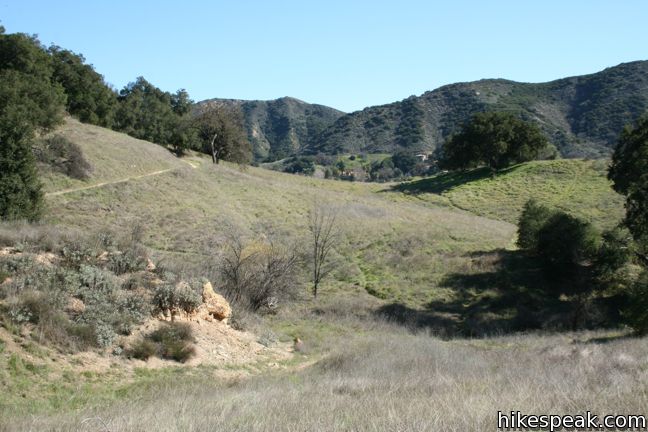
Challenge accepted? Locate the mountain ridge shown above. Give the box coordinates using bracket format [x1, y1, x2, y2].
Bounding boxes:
[200, 60, 648, 161]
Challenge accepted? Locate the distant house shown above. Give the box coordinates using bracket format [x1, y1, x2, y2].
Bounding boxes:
[416, 153, 428, 162]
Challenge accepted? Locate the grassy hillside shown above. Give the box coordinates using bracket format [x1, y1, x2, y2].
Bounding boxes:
[2, 119, 645, 429]
[307, 61, 648, 158]
[37, 117, 191, 194]
[392, 159, 625, 230]
[40, 120, 512, 309]
[39, 122, 627, 315]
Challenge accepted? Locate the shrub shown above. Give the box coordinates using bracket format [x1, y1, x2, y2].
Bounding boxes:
[128, 338, 158, 360]
[537, 212, 600, 278]
[114, 291, 150, 335]
[36, 135, 93, 180]
[174, 282, 202, 313]
[149, 323, 195, 363]
[78, 265, 117, 295]
[624, 271, 648, 335]
[516, 199, 555, 252]
[159, 339, 195, 363]
[150, 322, 193, 344]
[61, 241, 95, 269]
[152, 280, 202, 315]
[107, 248, 146, 275]
[220, 237, 299, 312]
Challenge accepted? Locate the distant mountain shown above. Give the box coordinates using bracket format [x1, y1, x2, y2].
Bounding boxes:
[198, 97, 344, 161]
[306, 61, 648, 158]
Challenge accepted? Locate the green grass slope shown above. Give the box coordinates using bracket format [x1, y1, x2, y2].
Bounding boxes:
[392, 159, 624, 230]
[41, 120, 514, 311]
[38, 122, 624, 332]
[38, 117, 191, 194]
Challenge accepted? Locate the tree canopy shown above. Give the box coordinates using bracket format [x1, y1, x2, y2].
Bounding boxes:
[48, 46, 118, 127]
[0, 32, 66, 221]
[440, 111, 549, 172]
[192, 107, 252, 164]
[608, 115, 648, 261]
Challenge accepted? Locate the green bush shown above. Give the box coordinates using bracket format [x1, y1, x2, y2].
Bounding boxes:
[149, 322, 195, 363]
[517, 199, 555, 252]
[537, 212, 600, 278]
[35, 135, 93, 180]
[107, 247, 146, 275]
[150, 322, 193, 344]
[114, 291, 150, 335]
[61, 241, 95, 269]
[128, 339, 158, 360]
[153, 281, 201, 314]
[624, 271, 648, 335]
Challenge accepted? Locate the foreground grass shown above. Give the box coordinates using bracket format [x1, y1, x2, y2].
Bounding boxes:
[4, 328, 646, 431]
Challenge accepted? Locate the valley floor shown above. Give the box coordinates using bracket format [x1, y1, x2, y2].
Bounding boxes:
[3, 325, 647, 432]
[1, 119, 643, 430]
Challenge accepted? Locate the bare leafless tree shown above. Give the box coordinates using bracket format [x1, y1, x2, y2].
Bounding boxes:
[308, 204, 340, 298]
[220, 235, 298, 311]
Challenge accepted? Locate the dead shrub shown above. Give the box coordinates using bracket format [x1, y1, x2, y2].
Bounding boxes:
[219, 236, 299, 312]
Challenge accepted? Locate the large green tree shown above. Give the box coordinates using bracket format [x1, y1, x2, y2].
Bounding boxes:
[193, 107, 252, 164]
[440, 111, 549, 173]
[609, 115, 648, 263]
[48, 46, 118, 127]
[608, 115, 648, 333]
[115, 77, 177, 145]
[0, 30, 65, 221]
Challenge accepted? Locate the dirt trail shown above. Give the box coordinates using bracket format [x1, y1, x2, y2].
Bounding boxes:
[46, 159, 199, 197]
[46, 168, 174, 197]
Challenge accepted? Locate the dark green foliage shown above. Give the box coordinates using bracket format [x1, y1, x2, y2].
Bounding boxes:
[306, 62, 648, 159]
[594, 227, 634, 291]
[624, 271, 648, 334]
[148, 322, 195, 363]
[536, 213, 600, 279]
[391, 151, 419, 175]
[0, 116, 44, 221]
[114, 77, 181, 146]
[34, 135, 93, 180]
[608, 115, 648, 196]
[516, 199, 555, 251]
[193, 107, 252, 164]
[608, 116, 648, 333]
[395, 98, 424, 148]
[369, 158, 397, 182]
[48, 46, 117, 127]
[624, 177, 648, 260]
[440, 112, 549, 172]
[0, 32, 66, 221]
[170, 89, 192, 116]
[128, 338, 157, 360]
[283, 156, 315, 175]
[608, 116, 648, 260]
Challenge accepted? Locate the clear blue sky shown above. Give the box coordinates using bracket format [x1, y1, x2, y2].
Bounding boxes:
[2, 0, 647, 112]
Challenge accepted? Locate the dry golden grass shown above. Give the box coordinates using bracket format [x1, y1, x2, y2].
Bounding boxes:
[4, 328, 646, 431]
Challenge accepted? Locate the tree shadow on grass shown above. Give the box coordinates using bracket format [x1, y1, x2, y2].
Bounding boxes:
[384, 164, 525, 196]
[375, 249, 625, 338]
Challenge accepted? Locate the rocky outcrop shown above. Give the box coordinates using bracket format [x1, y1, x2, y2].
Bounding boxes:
[201, 281, 232, 324]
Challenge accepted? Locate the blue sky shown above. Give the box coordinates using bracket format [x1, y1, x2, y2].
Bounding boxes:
[2, 1, 647, 112]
